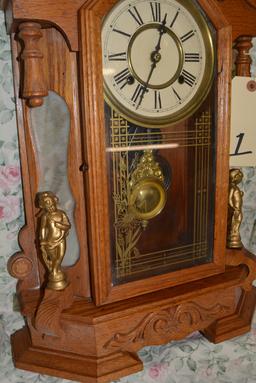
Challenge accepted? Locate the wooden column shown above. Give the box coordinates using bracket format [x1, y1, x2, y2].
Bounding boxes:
[18, 22, 48, 107]
[234, 36, 253, 77]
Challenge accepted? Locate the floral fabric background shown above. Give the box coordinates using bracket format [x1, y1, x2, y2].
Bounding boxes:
[0, 10, 256, 383]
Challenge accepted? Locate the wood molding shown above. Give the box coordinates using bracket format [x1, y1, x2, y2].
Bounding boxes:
[0, 0, 8, 10]
[202, 287, 256, 343]
[226, 247, 256, 290]
[12, 328, 143, 383]
[216, 0, 256, 39]
[245, 0, 256, 8]
[6, 0, 86, 51]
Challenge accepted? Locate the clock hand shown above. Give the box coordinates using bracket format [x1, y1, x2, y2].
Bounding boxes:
[136, 14, 167, 110]
[154, 13, 167, 52]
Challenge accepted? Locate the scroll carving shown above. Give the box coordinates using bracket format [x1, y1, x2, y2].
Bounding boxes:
[234, 36, 252, 77]
[18, 22, 48, 107]
[34, 284, 73, 338]
[104, 301, 230, 352]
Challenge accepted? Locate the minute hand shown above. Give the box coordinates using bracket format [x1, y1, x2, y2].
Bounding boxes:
[136, 13, 167, 110]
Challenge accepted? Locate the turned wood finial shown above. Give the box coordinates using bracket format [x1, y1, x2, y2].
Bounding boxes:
[18, 22, 48, 107]
[234, 36, 253, 77]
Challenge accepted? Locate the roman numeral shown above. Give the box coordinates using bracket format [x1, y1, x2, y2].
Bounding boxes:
[185, 53, 200, 62]
[131, 84, 145, 103]
[170, 10, 179, 28]
[128, 6, 144, 26]
[150, 2, 161, 22]
[113, 28, 131, 38]
[181, 69, 196, 87]
[114, 68, 130, 88]
[154, 91, 162, 109]
[180, 30, 195, 43]
[172, 87, 181, 102]
[108, 52, 127, 61]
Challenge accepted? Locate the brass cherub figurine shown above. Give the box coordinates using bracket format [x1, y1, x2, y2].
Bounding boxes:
[227, 169, 244, 249]
[38, 191, 71, 290]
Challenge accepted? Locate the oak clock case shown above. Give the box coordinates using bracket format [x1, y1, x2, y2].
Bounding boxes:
[3, 0, 256, 382]
[101, 0, 217, 286]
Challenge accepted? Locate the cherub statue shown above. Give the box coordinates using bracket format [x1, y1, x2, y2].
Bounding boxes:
[38, 191, 71, 290]
[227, 169, 244, 249]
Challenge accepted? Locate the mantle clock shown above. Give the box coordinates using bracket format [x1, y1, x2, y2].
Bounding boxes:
[1, 0, 256, 382]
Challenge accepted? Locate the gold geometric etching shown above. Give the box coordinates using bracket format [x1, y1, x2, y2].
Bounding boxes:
[109, 108, 212, 280]
[111, 110, 142, 277]
[193, 110, 211, 259]
[111, 110, 166, 277]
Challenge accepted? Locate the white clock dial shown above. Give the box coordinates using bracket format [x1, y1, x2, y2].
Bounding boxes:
[102, 0, 214, 127]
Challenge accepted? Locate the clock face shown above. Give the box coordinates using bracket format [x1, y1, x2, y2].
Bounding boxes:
[102, 0, 214, 127]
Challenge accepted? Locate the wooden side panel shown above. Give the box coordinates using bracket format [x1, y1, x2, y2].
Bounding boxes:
[8, 35, 41, 291]
[39, 28, 91, 297]
[9, 27, 91, 298]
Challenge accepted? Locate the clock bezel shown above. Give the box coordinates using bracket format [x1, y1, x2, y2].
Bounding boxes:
[102, 0, 215, 128]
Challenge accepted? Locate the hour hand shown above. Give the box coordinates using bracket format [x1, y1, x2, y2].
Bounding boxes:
[136, 15, 167, 110]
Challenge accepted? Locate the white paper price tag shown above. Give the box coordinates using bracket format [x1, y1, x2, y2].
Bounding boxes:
[230, 76, 256, 167]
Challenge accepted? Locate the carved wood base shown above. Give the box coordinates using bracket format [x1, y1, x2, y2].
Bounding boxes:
[202, 287, 256, 343]
[11, 328, 143, 383]
[10, 262, 256, 383]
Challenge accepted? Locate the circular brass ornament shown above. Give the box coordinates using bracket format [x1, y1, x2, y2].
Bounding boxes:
[129, 177, 167, 220]
[128, 23, 183, 90]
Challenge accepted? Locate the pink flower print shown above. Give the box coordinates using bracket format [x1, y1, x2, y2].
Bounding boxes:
[148, 363, 168, 380]
[0, 195, 21, 224]
[200, 366, 213, 379]
[206, 367, 213, 376]
[0, 165, 20, 193]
